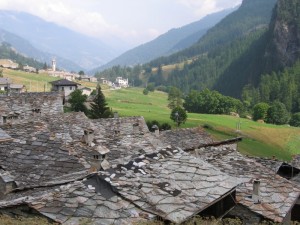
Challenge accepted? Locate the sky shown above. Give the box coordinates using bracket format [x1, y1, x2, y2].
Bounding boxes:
[0, 0, 242, 47]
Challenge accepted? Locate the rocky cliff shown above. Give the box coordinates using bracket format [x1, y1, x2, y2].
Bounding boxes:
[265, 0, 300, 71]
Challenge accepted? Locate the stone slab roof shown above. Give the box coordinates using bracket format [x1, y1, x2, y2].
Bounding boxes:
[196, 145, 300, 223]
[90, 117, 159, 163]
[0, 177, 154, 225]
[0, 121, 87, 188]
[158, 127, 213, 150]
[292, 155, 300, 169]
[50, 79, 79, 86]
[98, 147, 240, 224]
[0, 128, 12, 142]
[247, 157, 283, 174]
[0, 78, 11, 85]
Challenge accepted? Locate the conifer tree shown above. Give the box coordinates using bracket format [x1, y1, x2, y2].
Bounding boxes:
[89, 84, 112, 119]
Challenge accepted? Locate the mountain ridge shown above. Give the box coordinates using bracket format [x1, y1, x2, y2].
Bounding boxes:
[91, 7, 238, 74]
[0, 10, 122, 70]
[0, 28, 84, 71]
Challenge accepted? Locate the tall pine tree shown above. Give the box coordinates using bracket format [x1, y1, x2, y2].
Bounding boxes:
[89, 84, 112, 119]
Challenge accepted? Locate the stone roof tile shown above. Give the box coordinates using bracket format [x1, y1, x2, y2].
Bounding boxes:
[195, 145, 300, 223]
[97, 147, 240, 224]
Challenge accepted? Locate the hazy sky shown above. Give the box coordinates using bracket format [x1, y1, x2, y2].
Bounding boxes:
[0, 0, 242, 47]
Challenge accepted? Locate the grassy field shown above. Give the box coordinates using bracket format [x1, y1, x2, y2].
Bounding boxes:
[2, 68, 300, 161]
[106, 88, 300, 161]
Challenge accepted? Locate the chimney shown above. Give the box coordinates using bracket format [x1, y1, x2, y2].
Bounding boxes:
[252, 179, 261, 203]
[83, 129, 94, 146]
[151, 125, 159, 136]
[114, 112, 119, 118]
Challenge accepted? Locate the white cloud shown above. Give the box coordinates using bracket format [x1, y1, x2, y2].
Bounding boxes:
[178, 0, 242, 18]
[0, 0, 242, 46]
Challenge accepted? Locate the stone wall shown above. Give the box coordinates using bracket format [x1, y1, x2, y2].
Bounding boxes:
[0, 92, 63, 124]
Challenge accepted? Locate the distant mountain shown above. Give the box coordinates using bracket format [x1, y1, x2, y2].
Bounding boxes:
[91, 7, 237, 73]
[0, 28, 84, 71]
[214, 0, 300, 97]
[0, 10, 121, 70]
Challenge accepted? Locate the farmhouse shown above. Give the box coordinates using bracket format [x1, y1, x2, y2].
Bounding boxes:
[50, 79, 79, 97]
[78, 86, 92, 96]
[0, 93, 299, 224]
[0, 78, 25, 93]
[79, 75, 98, 83]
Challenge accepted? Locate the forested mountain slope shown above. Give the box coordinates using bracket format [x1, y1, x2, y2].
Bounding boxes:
[240, 0, 300, 113]
[149, 0, 277, 68]
[216, 0, 300, 97]
[149, 0, 277, 96]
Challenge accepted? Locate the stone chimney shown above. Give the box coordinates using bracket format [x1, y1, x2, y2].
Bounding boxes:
[83, 129, 94, 146]
[114, 112, 119, 118]
[252, 179, 261, 203]
[151, 124, 159, 137]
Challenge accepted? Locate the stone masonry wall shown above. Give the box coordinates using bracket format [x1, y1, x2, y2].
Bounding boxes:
[0, 92, 63, 124]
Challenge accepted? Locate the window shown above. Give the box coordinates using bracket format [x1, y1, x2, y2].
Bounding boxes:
[62, 87, 64, 91]
[70, 86, 72, 90]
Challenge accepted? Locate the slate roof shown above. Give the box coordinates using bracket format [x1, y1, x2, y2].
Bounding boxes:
[0, 113, 159, 187]
[98, 147, 240, 224]
[0, 120, 87, 188]
[292, 155, 300, 169]
[196, 145, 300, 223]
[0, 78, 11, 85]
[0, 112, 299, 224]
[158, 127, 213, 150]
[90, 117, 159, 163]
[0, 128, 12, 143]
[248, 157, 283, 174]
[9, 84, 24, 89]
[50, 79, 79, 86]
[0, 178, 153, 225]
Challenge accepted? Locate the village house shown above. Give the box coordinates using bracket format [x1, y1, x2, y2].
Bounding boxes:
[79, 75, 98, 83]
[0, 78, 10, 92]
[100, 78, 113, 86]
[0, 93, 299, 224]
[78, 85, 92, 96]
[0, 78, 25, 94]
[50, 79, 79, 97]
[23, 65, 36, 73]
[0, 92, 63, 125]
[115, 76, 129, 88]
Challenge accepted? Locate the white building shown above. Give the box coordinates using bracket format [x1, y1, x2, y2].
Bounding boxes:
[115, 77, 129, 87]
